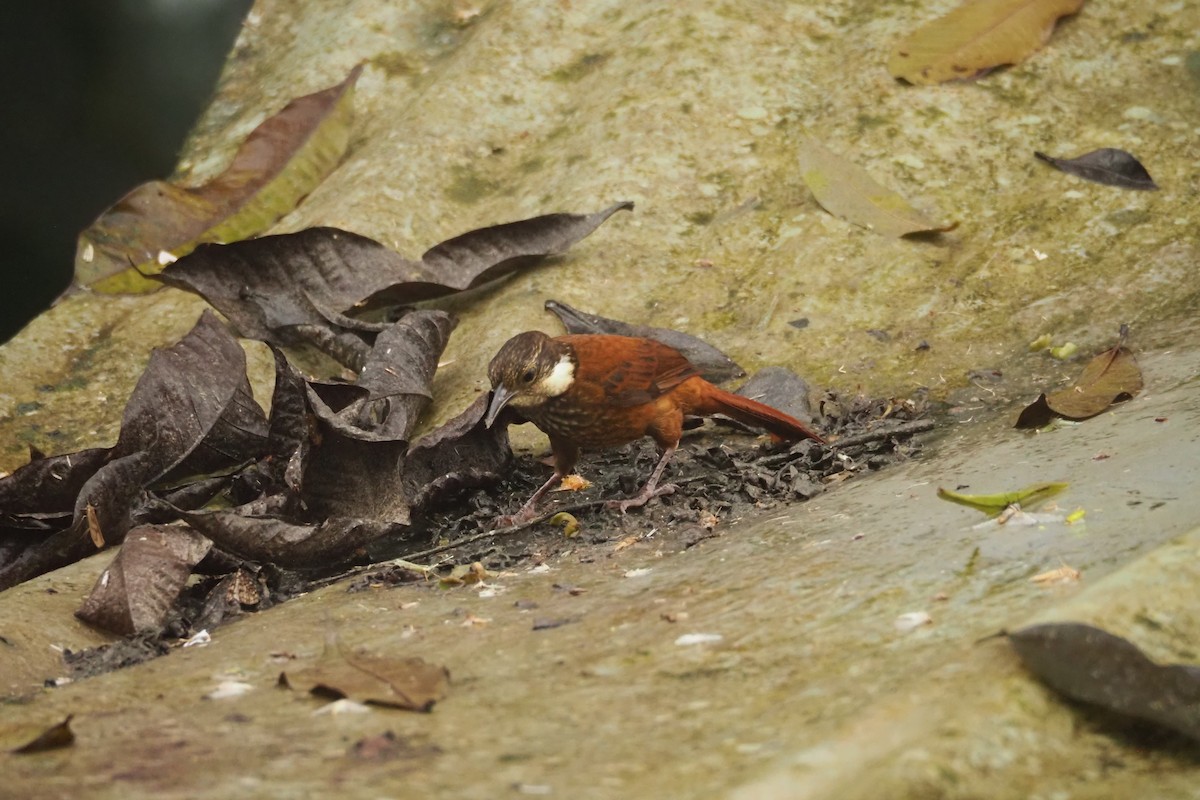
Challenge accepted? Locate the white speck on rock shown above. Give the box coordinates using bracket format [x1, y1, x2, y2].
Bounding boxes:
[675, 633, 723, 646]
[1122, 106, 1156, 121]
[894, 611, 932, 632]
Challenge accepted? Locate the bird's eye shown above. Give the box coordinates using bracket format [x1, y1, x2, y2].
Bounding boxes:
[521, 369, 536, 384]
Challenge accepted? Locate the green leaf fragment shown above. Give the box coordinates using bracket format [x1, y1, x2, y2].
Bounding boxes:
[937, 481, 1069, 516]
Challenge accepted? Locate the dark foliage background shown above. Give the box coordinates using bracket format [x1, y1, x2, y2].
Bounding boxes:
[0, 0, 252, 343]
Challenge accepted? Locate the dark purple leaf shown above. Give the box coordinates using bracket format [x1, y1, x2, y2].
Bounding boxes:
[156, 203, 632, 366]
[0, 452, 150, 592]
[1034, 149, 1158, 190]
[0, 312, 262, 589]
[1010, 622, 1200, 743]
[263, 345, 311, 491]
[0, 448, 110, 516]
[403, 393, 513, 510]
[544, 299, 745, 383]
[178, 510, 404, 569]
[114, 310, 262, 480]
[336, 310, 456, 441]
[300, 401, 412, 523]
[75, 525, 213, 635]
[302, 309, 456, 443]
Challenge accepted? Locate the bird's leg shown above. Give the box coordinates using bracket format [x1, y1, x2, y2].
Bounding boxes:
[494, 470, 565, 528]
[607, 444, 678, 514]
[495, 435, 580, 528]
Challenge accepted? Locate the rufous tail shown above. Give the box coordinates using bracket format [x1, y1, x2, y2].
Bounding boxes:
[697, 384, 825, 444]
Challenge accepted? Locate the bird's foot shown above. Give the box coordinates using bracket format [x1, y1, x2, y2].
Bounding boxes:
[605, 483, 677, 515]
[493, 504, 541, 529]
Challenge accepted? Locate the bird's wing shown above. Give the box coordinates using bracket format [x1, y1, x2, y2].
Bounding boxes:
[563, 335, 701, 407]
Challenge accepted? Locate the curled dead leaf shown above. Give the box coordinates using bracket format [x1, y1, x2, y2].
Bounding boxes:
[1016, 329, 1143, 428]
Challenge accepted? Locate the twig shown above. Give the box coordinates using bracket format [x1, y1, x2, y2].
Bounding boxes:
[831, 418, 937, 449]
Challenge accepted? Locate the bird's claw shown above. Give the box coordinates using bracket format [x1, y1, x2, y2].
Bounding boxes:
[494, 506, 539, 529]
[605, 483, 677, 514]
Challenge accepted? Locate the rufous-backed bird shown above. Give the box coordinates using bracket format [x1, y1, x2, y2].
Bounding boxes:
[484, 331, 825, 525]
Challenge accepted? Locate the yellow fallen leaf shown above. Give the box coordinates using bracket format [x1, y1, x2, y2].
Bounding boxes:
[550, 512, 581, 538]
[281, 641, 449, 712]
[889, 0, 1085, 85]
[797, 139, 953, 238]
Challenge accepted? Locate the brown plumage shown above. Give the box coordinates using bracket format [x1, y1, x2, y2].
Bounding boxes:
[485, 331, 824, 524]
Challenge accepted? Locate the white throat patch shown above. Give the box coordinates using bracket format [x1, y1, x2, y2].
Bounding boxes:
[539, 354, 575, 397]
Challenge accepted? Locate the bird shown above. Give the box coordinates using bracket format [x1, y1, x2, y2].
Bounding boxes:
[484, 330, 825, 525]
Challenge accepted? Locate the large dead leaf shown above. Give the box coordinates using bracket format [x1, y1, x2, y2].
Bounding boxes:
[75, 525, 213, 636]
[75, 65, 361, 293]
[797, 140, 952, 238]
[889, 0, 1085, 85]
[179, 511, 403, 569]
[1016, 329, 1143, 428]
[1010, 623, 1200, 743]
[156, 202, 632, 366]
[281, 641, 450, 712]
[544, 300, 745, 383]
[0, 448, 110, 524]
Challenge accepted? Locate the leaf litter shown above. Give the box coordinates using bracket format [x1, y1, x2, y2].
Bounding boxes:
[3, 206, 933, 686]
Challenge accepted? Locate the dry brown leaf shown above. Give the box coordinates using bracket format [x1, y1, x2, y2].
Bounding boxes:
[10, 715, 76, 755]
[281, 642, 449, 712]
[75, 525, 213, 635]
[889, 0, 1085, 85]
[1016, 329, 1143, 428]
[85, 504, 104, 548]
[797, 139, 953, 238]
[75, 65, 361, 293]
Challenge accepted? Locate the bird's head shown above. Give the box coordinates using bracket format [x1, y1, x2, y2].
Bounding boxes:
[485, 331, 576, 427]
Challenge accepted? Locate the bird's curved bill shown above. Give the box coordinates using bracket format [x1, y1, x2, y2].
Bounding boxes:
[484, 386, 515, 428]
